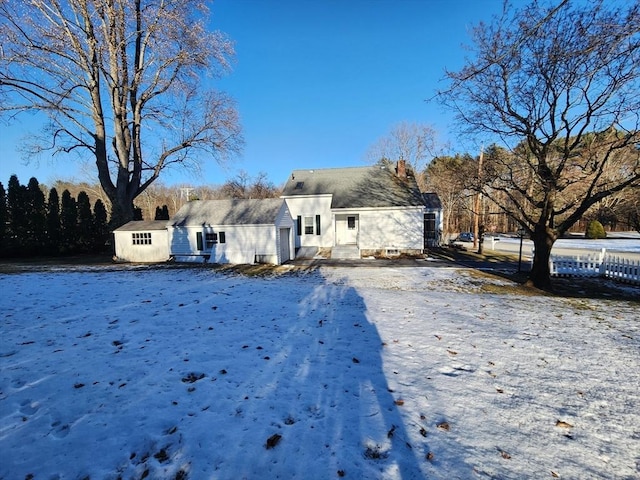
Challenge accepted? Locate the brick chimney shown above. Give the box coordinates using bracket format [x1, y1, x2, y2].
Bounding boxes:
[396, 159, 407, 179]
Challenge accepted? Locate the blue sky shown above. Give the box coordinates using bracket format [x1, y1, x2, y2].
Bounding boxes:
[0, 0, 506, 188]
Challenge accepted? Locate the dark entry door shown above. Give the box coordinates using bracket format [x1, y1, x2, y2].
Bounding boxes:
[424, 213, 437, 248]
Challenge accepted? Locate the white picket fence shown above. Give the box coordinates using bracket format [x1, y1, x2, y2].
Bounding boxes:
[549, 248, 640, 285]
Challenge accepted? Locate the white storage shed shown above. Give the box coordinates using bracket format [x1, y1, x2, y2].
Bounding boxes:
[113, 220, 170, 263]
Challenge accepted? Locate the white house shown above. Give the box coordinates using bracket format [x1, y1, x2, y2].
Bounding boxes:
[167, 198, 295, 265]
[113, 220, 170, 263]
[281, 160, 443, 258]
[113, 162, 442, 264]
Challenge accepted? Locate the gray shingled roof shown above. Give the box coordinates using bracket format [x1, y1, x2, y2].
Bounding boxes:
[422, 193, 442, 209]
[281, 166, 425, 208]
[170, 198, 284, 227]
[114, 220, 168, 231]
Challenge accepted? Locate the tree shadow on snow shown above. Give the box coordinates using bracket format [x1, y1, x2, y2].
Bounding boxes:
[220, 271, 427, 479]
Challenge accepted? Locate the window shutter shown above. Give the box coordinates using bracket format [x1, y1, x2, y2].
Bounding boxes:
[296, 216, 302, 236]
[196, 232, 203, 251]
[315, 215, 321, 235]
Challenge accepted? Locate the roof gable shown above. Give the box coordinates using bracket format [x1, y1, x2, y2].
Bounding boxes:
[282, 165, 425, 208]
[171, 198, 285, 227]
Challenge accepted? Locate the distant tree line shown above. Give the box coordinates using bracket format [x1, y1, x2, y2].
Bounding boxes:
[422, 147, 640, 239]
[369, 125, 640, 239]
[133, 170, 280, 221]
[43, 170, 279, 224]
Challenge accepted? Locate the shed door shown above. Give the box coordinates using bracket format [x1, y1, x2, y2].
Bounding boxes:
[279, 228, 291, 263]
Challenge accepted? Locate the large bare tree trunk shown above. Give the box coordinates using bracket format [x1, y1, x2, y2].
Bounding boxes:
[528, 225, 556, 290]
[0, 0, 242, 228]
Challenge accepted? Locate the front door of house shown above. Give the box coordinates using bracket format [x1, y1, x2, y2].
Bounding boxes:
[335, 214, 358, 245]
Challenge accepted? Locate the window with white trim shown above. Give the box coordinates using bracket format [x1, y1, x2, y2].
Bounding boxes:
[298, 215, 321, 235]
[304, 216, 314, 235]
[199, 231, 226, 250]
[205, 232, 217, 249]
[132, 232, 152, 245]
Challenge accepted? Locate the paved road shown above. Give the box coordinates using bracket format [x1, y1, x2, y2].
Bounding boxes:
[456, 236, 640, 262]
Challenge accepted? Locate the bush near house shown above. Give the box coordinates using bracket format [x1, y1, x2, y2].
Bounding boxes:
[585, 220, 606, 239]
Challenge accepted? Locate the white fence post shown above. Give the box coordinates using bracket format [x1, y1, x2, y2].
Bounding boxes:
[549, 248, 639, 285]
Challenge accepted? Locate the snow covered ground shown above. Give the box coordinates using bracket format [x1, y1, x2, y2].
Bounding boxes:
[1, 265, 639, 479]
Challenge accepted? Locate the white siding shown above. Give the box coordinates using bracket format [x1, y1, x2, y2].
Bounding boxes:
[114, 230, 169, 262]
[283, 195, 333, 248]
[169, 224, 285, 264]
[210, 225, 277, 264]
[167, 226, 198, 256]
[356, 207, 424, 250]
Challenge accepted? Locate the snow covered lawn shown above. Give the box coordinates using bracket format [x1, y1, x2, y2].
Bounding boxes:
[1, 265, 639, 479]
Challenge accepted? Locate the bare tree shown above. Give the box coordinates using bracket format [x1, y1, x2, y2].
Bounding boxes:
[423, 154, 475, 239]
[612, 187, 640, 233]
[366, 122, 441, 189]
[439, 0, 640, 289]
[0, 0, 243, 227]
[220, 170, 280, 199]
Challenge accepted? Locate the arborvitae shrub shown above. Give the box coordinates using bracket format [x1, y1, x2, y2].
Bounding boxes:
[76, 191, 93, 252]
[60, 189, 78, 253]
[586, 220, 606, 239]
[93, 199, 109, 253]
[46, 188, 61, 255]
[0, 182, 7, 256]
[154, 205, 170, 220]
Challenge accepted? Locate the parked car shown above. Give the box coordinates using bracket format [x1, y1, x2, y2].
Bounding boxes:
[458, 232, 474, 242]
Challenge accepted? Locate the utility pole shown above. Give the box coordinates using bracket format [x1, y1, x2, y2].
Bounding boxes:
[180, 187, 194, 201]
[473, 146, 484, 251]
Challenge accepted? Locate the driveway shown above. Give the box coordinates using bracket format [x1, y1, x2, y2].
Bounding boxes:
[290, 248, 526, 272]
